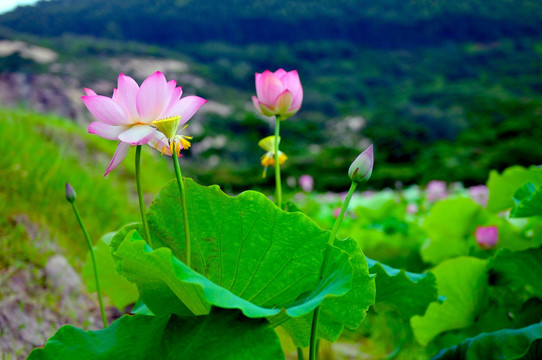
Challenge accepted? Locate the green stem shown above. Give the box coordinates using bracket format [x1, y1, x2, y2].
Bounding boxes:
[309, 181, 358, 360]
[70, 202, 107, 328]
[172, 153, 191, 268]
[297, 347, 304, 360]
[274, 115, 282, 208]
[135, 145, 152, 247]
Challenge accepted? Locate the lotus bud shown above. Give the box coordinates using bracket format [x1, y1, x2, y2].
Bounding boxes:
[475, 226, 498, 249]
[65, 182, 76, 203]
[348, 145, 374, 183]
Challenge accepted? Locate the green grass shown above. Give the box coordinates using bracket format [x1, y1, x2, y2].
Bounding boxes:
[0, 107, 175, 269]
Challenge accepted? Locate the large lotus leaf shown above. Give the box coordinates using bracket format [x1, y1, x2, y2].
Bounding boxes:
[274, 237, 375, 347]
[366, 258, 438, 319]
[510, 182, 542, 218]
[112, 179, 364, 322]
[488, 246, 542, 299]
[433, 321, 542, 360]
[28, 310, 285, 360]
[411, 257, 488, 346]
[487, 166, 542, 213]
[421, 198, 486, 264]
[82, 232, 138, 310]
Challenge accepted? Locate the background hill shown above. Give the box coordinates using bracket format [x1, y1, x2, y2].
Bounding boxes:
[0, 0, 541, 190]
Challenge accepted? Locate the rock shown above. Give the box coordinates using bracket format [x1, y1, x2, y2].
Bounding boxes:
[44, 255, 81, 297]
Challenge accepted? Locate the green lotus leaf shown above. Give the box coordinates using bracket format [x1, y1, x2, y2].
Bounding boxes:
[28, 310, 285, 360]
[411, 257, 488, 346]
[487, 165, 542, 213]
[420, 198, 486, 264]
[275, 237, 375, 347]
[510, 182, 542, 218]
[82, 232, 138, 310]
[433, 321, 542, 360]
[112, 179, 367, 323]
[488, 246, 542, 299]
[367, 258, 438, 319]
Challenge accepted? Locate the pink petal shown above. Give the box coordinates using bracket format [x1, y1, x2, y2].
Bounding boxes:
[115, 73, 140, 122]
[275, 90, 294, 115]
[148, 132, 172, 156]
[282, 70, 302, 97]
[136, 71, 169, 123]
[81, 95, 131, 125]
[166, 86, 183, 112]
[256, 70, 284, 106]
[290, 86, 303, 110]
[118, 124, 156, 145]
[162, 96, 207, 125]
[252, 96, 275, 116]
[84, 88, 97, 96]
[104, 141, 130, 176]
[88, 122, 128, 140]
[274, 68, 287, 78]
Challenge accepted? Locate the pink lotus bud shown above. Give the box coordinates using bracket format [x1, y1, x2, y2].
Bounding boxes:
[252, 69, 303, 120]
[426, 180, 447, 203]
[65, 182, 76, 203]
[348, 145, 374, 183]
[475, 226, 498, 249]
[299, 174, 314, 192]
[332, 208, 342, 218]
[469, 185, 489, 207]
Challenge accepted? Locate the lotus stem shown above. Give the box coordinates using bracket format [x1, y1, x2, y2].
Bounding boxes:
[135, 145, 153, 248]
[172, 152, 191, 268]
[68, 196, 107, 328]
[309, 181, 358, 360]
[274, 115, 282, 208]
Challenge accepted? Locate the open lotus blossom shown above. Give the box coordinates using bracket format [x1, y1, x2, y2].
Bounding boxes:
[82, 71, 206, 175]
[252, 69, 303, 120]
[258, 135, 287, 178]
[475, 226, 498, 249]
[149, 116, 194, 157]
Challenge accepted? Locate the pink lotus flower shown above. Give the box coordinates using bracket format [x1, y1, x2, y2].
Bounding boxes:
[469, 185, 489, 207]
[82, 71, 206, 175]
[252, 69, 303, 120]
[475, 226, 498, 250]
[426, 180, 447, 203]
[299, 174, 314, 192]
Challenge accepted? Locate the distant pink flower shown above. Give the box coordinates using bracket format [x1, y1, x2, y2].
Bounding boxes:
[406, 203, 418, 214]
[82, 71, 206, 175]
[252, 69, 303, 120]
[299, 174, 314, 192]
[475, 226, 498, 249]
[426, 180, 447, 203]
[469, 185, 489, 207]
[333, 208, 342, 218]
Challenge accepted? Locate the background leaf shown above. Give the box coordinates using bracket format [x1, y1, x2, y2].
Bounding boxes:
[487, 166, 542, 213]
[28, 310, 285, 360]
[433, 321, 542, 360]
[510, 182, 542, 218]
[367, 258, 438, 319]
[410, 257, 488, 346]
[488, 246, 542, 299]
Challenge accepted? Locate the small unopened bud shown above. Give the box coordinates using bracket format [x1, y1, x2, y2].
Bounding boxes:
[475, 226, 498, 250]
[65, 182, 76, 203]
[348, 145, 374, 183]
